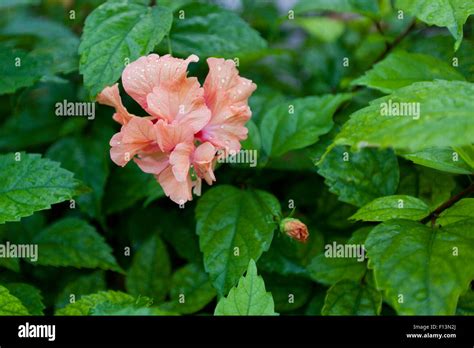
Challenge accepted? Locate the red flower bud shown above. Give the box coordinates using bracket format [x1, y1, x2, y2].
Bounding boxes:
[280, 218, 309, 243]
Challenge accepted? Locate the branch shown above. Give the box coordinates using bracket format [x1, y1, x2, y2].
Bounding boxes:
[420, 182, 474, 225]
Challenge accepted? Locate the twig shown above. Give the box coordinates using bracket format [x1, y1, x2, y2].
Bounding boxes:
[420, 182, 474, 225]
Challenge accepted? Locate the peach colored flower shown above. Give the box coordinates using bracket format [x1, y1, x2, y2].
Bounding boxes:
[97, 54, 256, 205]
[280, 218, 309, 243]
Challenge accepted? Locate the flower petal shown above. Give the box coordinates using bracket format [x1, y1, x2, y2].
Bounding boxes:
[134, 151, 169, 175]
[157, 166, 193, 204]
[122, 53, 199, 114]
[169, 142, 194, 182]
[199, 57, 257, 152]
[109, 117, 156, 167]
[96, 83, 134, 125]
[193, 142, 216, 185]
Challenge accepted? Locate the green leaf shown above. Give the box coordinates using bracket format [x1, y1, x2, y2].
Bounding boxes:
[0, 43, 46, 95]
[47, 137, 109, 220]
[400, 147, 473, 174]
[161, 263, 216, 314]
[170, 3, 267, 58]
[264, 274, 313, 312]
[126, 235, 171, 302]
[352, 51, 465, 93]
[456, 290, 474, 315]
[437, 198, 474, 225]
[32, 218, 121, 272]
[453, 144, 474, 169]
[366, 219, 474, 314]
[1, 12, 80, 75]
[317, 146, 399, 207]
[350, 195, 430, 222]
[0, 82, 87, 151]
[396, 0, 474, 50]
[322, 280, 382, 315]
[260, 94, 351, 158]
[56, 290, 151, 315]
[334, 80, 474, 152]
[295, 17, 345, 42]
[2, 283, 44, 315]
[104, 164, 163, 214]
[0, 153, 86, 224]
[308, 228, 370, 286]
[91, 303, 174, 316]
[0, 285, 29, 315]
[196, 185, 281, 296]
[214, 259, 277, 315]
[259, 228, 324, 278]
[294, 0, 379, 16]
[55, 271, 107, 310]
[79, 1, 172, 96]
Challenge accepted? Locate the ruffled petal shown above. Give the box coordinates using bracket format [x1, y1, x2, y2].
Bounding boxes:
[109, 117, 157, 167]
[155, 119, 194, 153]
[199, 58, 257, 152]
[157, 166, 193, 204]
[193, 142, 216, 185]
[134, 151, 169, 175]
[96, 83, 134, 125]
[169, 142, 194, 182]
[122, 54, 199, 115]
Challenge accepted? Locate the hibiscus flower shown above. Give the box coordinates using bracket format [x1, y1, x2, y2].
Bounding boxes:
[97, 54, 256, 205]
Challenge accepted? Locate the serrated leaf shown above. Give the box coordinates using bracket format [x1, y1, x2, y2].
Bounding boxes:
[47, 137, 109, 220]
[126, 235, 171, 302]
[0, 285, 29, 315]
[0, 153, 86, 224]
[308, 228, 370, 286]
[196, 185, 281, 296]
[322, 280, 382, 315]
[334, 80, 474, 152]
[437, 198, 474, 225]
[170, 3, 267, 57]
[79, 1, 172, 96]
[161, 263, 216, 314]
[352, 51, 465, 93]
[396, 0, 474, 50]
[32, 218, 121, 272]
[317, 146, 399, 207]
[56, 290, 151, 316]
[366, 219, 474, 314]
[400, 147, 473, 174]
[55, 271, 106, 310]
[3, 283, 44, 315]
[214, 260, 277, 315]
[261, 94, 351, 158]
[350, 195, 430, 222]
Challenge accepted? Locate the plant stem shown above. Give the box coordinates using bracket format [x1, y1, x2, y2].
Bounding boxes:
[420, 182, 474, 225]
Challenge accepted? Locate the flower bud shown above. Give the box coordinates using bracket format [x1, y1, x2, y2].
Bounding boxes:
[280, 217, 309, 243]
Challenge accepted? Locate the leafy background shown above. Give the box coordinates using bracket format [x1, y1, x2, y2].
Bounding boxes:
[0, 0, 473, 316]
